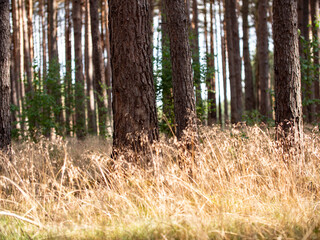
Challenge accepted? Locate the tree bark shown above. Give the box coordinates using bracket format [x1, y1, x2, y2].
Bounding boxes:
[258, 0, 271, 119]
[164, 0, 197, 140]
[225, 0, 242, 123]
[273, 0, 304, 152]
[311, 0, 319, 118]
[85, 0, 97, 135]
[90, 0, 108, 137]
[208, 0, 217, 125]
[109, 0, 159, 152]
[73, 0, 86, 139]
[191, 0, 203, 118]
[0, 0, 11, 151]
[242, 0, 255, 111]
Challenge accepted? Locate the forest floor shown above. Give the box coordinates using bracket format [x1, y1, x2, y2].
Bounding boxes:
[0, 125, 319, 239]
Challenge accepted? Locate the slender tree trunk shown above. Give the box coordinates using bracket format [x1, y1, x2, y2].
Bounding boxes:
[311, 0, 319, 118]
[90, 0, 108, 137]
[85, 0, 97, 135]
[103, 0, 113, 133]
[164, 0, 197, 140]
[0, 0, 11, 151]
[27, 0, 34, 64]
[40, 0, 46, 77]
[208, 0, 216, 125]
[11, 0, 21, 131]
[73, 0, 86, 139]
[225, 0, 242, 123]
[109, 0, 159, 153]
[65, 0, 73, 136]
[191, 0, 203, 118]
[161, 0, 174, 132]
[242, 0, 255, 111]
[258, 0, 271, 119]
[220, 0, 228, 122]
[273, 0, 303, 152]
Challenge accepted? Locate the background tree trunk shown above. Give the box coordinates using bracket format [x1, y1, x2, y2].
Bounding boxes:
[164, 0, 197, 140]
[258, 0, 271, 119]
[90, 0, 107, 137]
[0, 0, 11, 150]
[242, 0, 255, 111]
[109, 0, 159, 152]
[273, 0, 303, 151]
[72, 0, 86, 139]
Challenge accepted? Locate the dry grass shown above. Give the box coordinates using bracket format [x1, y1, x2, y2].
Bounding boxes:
[0, 125, 319, 239]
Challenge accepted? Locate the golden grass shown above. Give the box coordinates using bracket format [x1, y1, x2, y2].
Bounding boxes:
[0, 125, 319, 239]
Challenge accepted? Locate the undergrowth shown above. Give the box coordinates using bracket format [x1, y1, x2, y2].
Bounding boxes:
[0, 125, 319, 239]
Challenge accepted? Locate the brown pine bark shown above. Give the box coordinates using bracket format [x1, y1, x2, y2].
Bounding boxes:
[11, 0, 21, 130]
[85, 0, 97, 135]
[311, 0, 319, 118]
[220, 0, 228, 122]
[65, 0, 73, 136]
[90, 0, 107, 137]
[18, 0, 25, 133]
[39, 0, 46, 77]
[109, 0, 159, 152]
[164, 0, 197, 140]
[27, 0, 34, 64]
[273, 0, 303, 151]
[0, 0, 11, 150]
[242, 0, 255, 111]
[207, 0, 217, 125]
[258, 0, 271, 118]
[73, 0, 86, 139]
[225, 0, 242, 123]
[103, 0, 113, 133]
[191, 0, 203, 118]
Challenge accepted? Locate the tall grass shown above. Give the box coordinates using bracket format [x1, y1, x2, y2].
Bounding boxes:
[0, 125, 319, 239]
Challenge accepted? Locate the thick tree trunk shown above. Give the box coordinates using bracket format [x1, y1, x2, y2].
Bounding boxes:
[72, 0, 86, 139]
[258, 0, 271, 119]
[191, 0, 203, 118]
[242, 0, 255, 111]
[164, 0, 197, 140]
[0, 0, 11, 151]
[85, 0, 97, 135]
[311, 0, 319, 118]
[273, 0, 304, 152]
[90, 0, 107, 137]
[208, 0, 216, 125]
[109, 0, 159, 152]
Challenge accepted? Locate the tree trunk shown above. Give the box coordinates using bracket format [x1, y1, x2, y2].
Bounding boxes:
[73, 0, 86, 139]
[11, 0, 21, 131]
[85, 0, 97, 135]
[311, 0, 319, 119]
[103, 0, 113, 133]
[273, 0, 304, 152]
[161, 0, 175, 133]
[220, 0, 228, 122]
[65, 0, 73, 136]
[225, 0, 242, 123]
[90, 0, 107, 137]
[258, 0, 271, 119]
[27, 0, 34, 64]
[242, 0, 255, 111]
[109, 0, 159, 152]
[208, 0, 217, 125]
[164, 0, 197, 140]
[191, 0, 203, 118]
[0, 0, 11, 151]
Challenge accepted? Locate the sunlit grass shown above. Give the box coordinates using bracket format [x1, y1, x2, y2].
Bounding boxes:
[0, 125, 319, 239]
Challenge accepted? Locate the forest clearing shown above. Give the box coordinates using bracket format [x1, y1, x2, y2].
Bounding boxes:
[0, 125, 319, 239]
